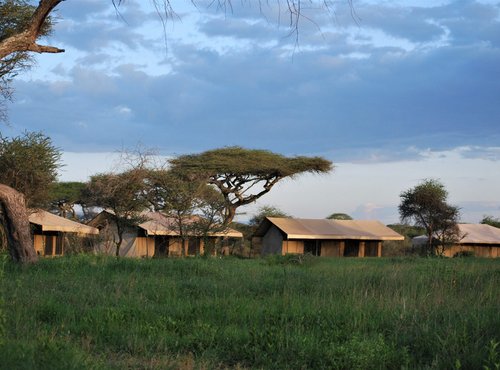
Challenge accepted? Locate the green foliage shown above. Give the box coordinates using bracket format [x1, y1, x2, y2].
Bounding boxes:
[249, 205, 292, 228]
[0, 131, 61, 207]
[170, 146, 333, 178]
[399, 179, 460, 256]
[481, 216, 500, 229]
[326, 212, 353, 220]
[1, 256, 499, 369]
[48, 182, 87, 219]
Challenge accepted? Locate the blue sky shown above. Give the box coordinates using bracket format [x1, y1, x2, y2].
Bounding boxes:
[3, 0, 500, 223]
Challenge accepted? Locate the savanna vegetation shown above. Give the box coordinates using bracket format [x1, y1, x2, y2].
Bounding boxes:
[0, 255, 498, 369]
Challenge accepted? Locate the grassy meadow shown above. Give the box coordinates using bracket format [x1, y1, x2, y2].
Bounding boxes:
[0, 255, 499, 369]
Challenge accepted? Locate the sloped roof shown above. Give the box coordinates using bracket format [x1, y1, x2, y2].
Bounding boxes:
[29, 210, 99, 235]
[255, 217, 404, 241]
[412, 224, 500, 245]
[139, 212, 243, 238]
[458, 224, 500, 244]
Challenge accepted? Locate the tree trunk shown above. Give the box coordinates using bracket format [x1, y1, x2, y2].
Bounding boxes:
[0, 184, 37, 263]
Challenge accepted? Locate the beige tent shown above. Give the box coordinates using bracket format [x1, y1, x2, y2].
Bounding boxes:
[88, 210, 243, 258]
[29, 209, 98, 256]
[254, 217, 404, 257]
[138, 212, 243, 238]
[413, 224, 500, 258]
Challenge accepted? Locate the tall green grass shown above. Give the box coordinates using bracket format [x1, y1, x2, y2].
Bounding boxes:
[0, 255, 499, 369]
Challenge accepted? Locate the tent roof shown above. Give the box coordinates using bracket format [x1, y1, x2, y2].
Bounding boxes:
[457, 224, 500, 244]
[255, 217, 404, 240]
[138, 212, 243, 238]
[29, 210, 99, 235]
[411, 224, 500, 245]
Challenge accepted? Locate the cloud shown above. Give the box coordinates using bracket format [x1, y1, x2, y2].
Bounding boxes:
[6, 0, 499, 162]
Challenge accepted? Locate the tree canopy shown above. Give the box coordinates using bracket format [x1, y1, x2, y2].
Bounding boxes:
[169, 146, 332, 225]
[399, 179, 460, 256]
[48, 181, 87, 220]
[326, 213, 352, 220]
[0, 131, 61, 207]
[480, 215, 500, 229]
[249, 205, 292, 229]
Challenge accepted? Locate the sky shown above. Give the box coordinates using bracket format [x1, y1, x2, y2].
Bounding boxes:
[2, 0, 500, 224]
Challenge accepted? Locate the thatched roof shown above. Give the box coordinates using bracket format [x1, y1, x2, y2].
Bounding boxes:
[29, 209, 99, 235]
[254, 217, 404, 241]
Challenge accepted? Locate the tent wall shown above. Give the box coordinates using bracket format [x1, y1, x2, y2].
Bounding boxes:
[33, 232, 64, 257]
[443, 244, 500, 258]
[262, 225, 284, 255]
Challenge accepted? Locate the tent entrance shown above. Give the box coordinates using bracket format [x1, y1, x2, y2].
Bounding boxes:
[344, 240, 359, 256]
[304, 240, 321, 256]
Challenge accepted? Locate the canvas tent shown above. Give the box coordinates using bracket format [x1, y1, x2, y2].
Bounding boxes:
[412, 224, 500, 257]
[254, 217, 404, 257]
[88, 210, 243, 257]
[29, 209, 98, 256]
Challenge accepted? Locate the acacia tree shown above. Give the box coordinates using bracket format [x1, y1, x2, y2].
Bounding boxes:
[169, 147, 332, 226]
[0, 0, 55, 121]
[399, 179, 460, 256]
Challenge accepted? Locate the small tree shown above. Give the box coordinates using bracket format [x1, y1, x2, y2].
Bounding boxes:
[0, 131, 61, 208]
[146, 169, 206, 256]
[169, 147, 332, 226]
[399, 179, 460, 256]
[48, 182, 87, 220]
[326, 213, 352, 220]
[84, 169, 149, 257]
[481, 215, 500, 229]
[249, 205, 292, 229]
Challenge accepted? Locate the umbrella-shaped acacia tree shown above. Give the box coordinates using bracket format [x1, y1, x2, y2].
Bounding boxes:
[169, 147, 333, 226]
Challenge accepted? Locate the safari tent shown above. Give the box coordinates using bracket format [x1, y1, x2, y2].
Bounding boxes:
[29, 209, 99, 256]
[88, 210, 243, 257]
[412, 224, 500, 258]
[253, 217, 404, 257]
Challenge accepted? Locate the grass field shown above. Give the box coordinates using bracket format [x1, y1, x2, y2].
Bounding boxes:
[0, 254, 499, 369]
